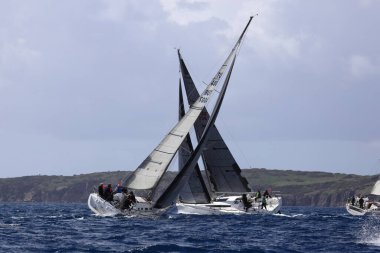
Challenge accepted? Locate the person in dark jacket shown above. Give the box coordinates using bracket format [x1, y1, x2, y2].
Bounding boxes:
[129, 191, 136, 204]
[242, 194, 252, 212]
[104, 184, 114, 202]
[261, 196, 267, 210]
[98, 183, 105, 199]
[359, 196, 364, 209]
[263, 190, 271, 198]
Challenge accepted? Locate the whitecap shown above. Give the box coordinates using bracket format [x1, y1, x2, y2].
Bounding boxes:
[365, 237, 380, 246]
[11, 216, 25, 220]
[0, 223, 21, 227]
[273, 213, 305, 218]
[358, 216, 380, 247]
[123, 214, 137, 218]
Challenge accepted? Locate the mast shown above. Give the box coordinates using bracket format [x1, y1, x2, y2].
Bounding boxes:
[154, 55, 237, 208]
[178, 80, 211, 203]
[177, 47, 251, 192]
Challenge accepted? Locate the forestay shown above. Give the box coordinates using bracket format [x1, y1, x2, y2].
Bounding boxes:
[124, 17, 253, 194]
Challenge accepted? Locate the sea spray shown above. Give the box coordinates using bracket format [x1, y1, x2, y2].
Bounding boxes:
[359, 215, 380, 246]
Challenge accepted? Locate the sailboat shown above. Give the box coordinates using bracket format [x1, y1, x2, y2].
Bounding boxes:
[87, 17, 254, 216]
[174, 50, 282, 215]
[346, 179, 380, 216]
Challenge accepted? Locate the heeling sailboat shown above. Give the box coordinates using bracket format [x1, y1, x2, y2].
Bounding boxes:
[346, 179, 380, 216]
[87, 16, 254, 216]
[174, 52, 282, 214]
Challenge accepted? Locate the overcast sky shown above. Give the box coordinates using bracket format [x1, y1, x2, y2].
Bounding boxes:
[0, 0, 379, 178]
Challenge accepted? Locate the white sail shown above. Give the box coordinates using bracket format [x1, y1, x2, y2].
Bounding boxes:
[371, 180, 380, 196]
[124, 17, 253, 192]
[155, 55, 238, 208]
[178, 50, 250, 193]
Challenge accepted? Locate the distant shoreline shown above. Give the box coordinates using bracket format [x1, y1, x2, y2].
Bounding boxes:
[0, 168, 378, 207]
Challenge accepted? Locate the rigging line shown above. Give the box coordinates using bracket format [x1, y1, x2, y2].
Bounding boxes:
[217, 116, 254, 169]
[178, 50, 208, 100]
[179, 51, 215, 110]
[208, 15, 257, 170]
[179, 145, 192, 154]
[177, 49, 197, 115]
[177, 66, 188, 114]
[199, 15, 258, 92]
[202, 81, 221, 93]
[178, 77, 224, 118]
[177, 52, 206, 114]
[232, 19, 257, 170]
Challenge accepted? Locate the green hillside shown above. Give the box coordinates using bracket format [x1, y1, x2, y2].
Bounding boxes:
[0, 169, 378, 207]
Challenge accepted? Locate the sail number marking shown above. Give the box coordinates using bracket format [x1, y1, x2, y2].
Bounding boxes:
[198, 70, 223, 103]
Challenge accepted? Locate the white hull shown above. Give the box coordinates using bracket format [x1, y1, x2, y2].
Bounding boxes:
[346, 203, 380, 216]
[175, 195, 282, 215]
[88, 193, 122, 216]
[87, 193, 169, 216]
[88, 193, 282, 216]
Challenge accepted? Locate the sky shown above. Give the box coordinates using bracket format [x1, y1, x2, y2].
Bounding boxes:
[0, 0, 379, 178]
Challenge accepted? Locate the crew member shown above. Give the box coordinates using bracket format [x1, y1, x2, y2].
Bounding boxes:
[242, 194, 252, 212]
[359, 196, 364, 209]
[104, 184, 114, 202]
[98, 183, 105, 199]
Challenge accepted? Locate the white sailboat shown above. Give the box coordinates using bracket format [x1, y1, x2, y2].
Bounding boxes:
[345, 179, 380, 216]
[88, 17, 254, 216]
[174, 50, 282, 215]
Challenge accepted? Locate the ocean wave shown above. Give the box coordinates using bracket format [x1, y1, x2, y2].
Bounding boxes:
[272, 213, 305, 218]
[358, 216, 380, 247]
[365, 237, 380, 246]
[0, 223, 20, 227]
[11, 216, 25, 220]
[1, 204, 379, 252]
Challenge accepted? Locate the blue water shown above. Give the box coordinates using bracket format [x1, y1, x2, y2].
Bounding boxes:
[0, 203, 379, 252]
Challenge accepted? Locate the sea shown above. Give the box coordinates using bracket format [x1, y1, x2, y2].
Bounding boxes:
[0, 203, 379, 253]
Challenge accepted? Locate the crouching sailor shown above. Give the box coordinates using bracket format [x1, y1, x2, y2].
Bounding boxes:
[121, 190, 137, 210]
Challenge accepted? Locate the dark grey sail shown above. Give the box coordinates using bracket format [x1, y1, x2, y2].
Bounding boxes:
[178, 50, 250, 193]
[178, 80, 211, 204]
[155, 55, 238, 209]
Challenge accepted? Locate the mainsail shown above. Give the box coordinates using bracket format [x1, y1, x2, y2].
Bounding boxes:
[178, 81, 211, 204]
[124, 16, 254, 199]
[371, 180, 380, 196]
[155, 55, 238, 208]
[178, 50, 250, 193]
